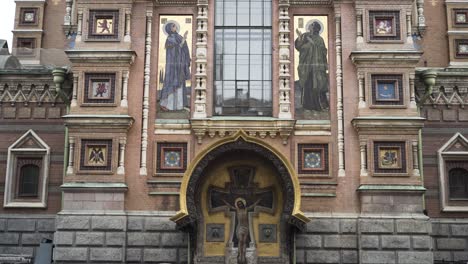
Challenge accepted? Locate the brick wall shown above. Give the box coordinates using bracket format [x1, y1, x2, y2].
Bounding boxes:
[0, 215, 55, 258]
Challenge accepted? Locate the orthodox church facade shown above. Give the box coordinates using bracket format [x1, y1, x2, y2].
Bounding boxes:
[0, 0, 467, 263]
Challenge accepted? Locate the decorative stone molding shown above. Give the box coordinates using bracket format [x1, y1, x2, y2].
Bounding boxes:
[64, 0, 73, 26]
[335, 8, 345, 177]
[154, 0, 198, 5]
[154, 119, 191, 135]
[67, 136, 75, 175]
[350, 51, 424, 66]
[415, 68, 468, 107]
[352, 116, 425, 133]
[290, 0, 333, 5]
[63, 114, 134, 130]
[121, 70, 129, 107]
[117, 137, 126, 175]
[294, 120, 331, 136]
[412, 140, 420, 176]
[356, 9, 364, 43]
[124, 9, 131, 42]
[65, 50, 136, 64]
[416, 0, 426, 35]
[437, 133, 468, 212]
[193, 0, 208, 119]
[360, 141, 368, 177]
[0, 78, 68, 105]
[191, 118, 296, 145]
[278, 0, 292, 119]
[4, 130, 50, 208]
[76, 9, 83, 42]
[140, 10, 153, 176]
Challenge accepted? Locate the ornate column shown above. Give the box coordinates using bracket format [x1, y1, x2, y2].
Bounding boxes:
[335, 10, 345, 177]
[140, 10, 153, 176]
[124, 10, 131, 42]
[71, 73, 78, 107]
[193, 0, 208, 119]
[66, 137, 75, 175]
[412, 140, 420, 176]
[358, 72, 365, 108]
[360, 141, 368, 177]
[409, 72, 416, 108]
[76, 9, 83, 42]
[64, 0, 73, 25]
[416, 0, 426, 30]
[356, 10, 363, 43]
[117, 138, 126, 175]
[406, 12, 413, 43]
[121, 71, 129, 107]
[278, 0, 292, 119]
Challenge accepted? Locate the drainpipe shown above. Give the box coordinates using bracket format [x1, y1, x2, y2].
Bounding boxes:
[419, 69, 437, 213]
[52, 67, 70, 209]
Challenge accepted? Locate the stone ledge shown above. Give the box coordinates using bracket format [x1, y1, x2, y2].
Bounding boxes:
[191, 117, 296, 144]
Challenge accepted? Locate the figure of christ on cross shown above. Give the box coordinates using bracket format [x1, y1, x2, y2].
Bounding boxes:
[208, 166, 275, 264]
[222, 197, 262, 264]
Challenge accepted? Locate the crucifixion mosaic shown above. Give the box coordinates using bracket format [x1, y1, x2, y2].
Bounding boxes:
[207, 166, 275, 264]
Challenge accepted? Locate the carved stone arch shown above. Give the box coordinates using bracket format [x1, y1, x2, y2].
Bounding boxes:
[171, 132, 308, 263]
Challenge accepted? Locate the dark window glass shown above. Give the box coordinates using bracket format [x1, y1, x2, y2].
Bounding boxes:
[18, 164, 40, 197]
[449, 168, 468, 199]
[214, 0, 272, 116]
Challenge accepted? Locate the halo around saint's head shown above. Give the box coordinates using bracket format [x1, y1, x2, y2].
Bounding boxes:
[305, 19, 324, 35]
[162, 20, 181, 36]
[235, 197, 247, 208]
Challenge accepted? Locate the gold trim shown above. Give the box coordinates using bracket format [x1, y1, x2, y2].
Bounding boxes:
[171, 130, 309, 224]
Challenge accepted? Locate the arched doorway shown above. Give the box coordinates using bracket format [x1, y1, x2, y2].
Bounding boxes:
[172, 134, 308, 263]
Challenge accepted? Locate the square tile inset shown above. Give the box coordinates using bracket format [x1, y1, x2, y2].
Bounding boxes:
[156, 142, 187, 174]
[259, 224, 277, 243]
[206, 223, 224, 242]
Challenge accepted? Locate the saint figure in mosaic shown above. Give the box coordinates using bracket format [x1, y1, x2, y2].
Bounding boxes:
[295, 21, 329, 112]
[159, 22, 191, 111]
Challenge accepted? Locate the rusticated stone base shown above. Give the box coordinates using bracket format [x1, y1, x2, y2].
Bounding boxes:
[53, 212, 188, 263]
[296, 215, 433, 264]
[0, 213, 441, 264]
[0, 215, 55, 259]
[432, 219, 468, 263]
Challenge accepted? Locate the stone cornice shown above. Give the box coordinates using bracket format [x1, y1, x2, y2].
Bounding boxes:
[416, 67, 468, 106]
[290, 0, 333, 5]
[191, 117, 296, 145]
[357, 184, 426, 193]
[352, 116, 425, 132]
[60, 182, 128, 192]
[153, 0, 197, 5]
[350, 50, 423, 67]
[65, 50, 136, 64]
[64, 114, 134, 130]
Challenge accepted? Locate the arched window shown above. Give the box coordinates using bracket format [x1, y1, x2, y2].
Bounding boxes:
[18, 164, 40, 197]
[449, 167, 468, 199]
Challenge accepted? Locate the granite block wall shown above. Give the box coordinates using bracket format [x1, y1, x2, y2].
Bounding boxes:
[0, 214, 451, 264]
[296, 217, 433, 264]
[53, 214, 188, 263]
[432, 219, 468, 263]
[0, 215, 55, 258]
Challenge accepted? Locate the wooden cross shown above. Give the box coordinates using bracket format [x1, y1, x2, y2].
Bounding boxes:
[208, 166, 275, 246]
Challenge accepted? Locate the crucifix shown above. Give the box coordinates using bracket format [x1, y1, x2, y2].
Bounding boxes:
[208, 166, 275, 264]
